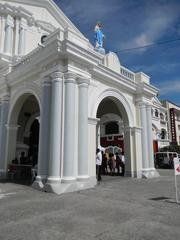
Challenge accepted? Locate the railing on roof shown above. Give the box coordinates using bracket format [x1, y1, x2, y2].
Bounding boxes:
[120, 66, 135, 81]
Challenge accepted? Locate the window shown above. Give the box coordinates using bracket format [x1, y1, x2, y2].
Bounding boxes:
[155, 109, 159, 117]
[105, 122, 119, 135]
[161, 129, 166, 139]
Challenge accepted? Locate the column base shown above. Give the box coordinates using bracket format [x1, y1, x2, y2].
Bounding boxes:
[44, 177, 96, 195]
[142, 168, 160, 178]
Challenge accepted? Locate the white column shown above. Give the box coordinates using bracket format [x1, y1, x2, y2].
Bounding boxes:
[63, 72, 76, 182]
[18, 18, 27, 55]
[77, 77, 90, 180]
[34, 76, 51, 187]
[139, 103, 149, 170]
[4, 15, 14, 55]
[146, 104, 154, 168]
[47, 72, 63, 183]
[6, 125, 19, 164]
[0, 16, 6, 53]
[96, 122, 101, 148]
[0, 95, 10, 178]
[14, 18, 20, 56]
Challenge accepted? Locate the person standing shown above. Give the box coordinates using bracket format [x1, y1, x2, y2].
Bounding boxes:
[121, 152, 125, 176]
[96, 148, 102, 181]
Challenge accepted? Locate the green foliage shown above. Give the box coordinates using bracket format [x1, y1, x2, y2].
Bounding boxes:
[160, 144, 180, 154]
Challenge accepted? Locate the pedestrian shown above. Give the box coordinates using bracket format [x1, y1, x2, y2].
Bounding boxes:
[120, 152, 125, 176]
[115, 152, 121, 175]
[101, 152, 108, 174]
[96, 148, 102, 181]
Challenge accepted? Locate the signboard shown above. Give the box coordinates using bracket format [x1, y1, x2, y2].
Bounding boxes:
[174, 157, 180, 203]
[174, 158, 180, 176]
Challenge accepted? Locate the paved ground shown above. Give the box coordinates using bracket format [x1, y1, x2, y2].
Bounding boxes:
[0, 169, 180, 240]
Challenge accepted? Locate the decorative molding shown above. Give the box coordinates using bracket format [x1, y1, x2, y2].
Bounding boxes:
[50, 72, 63, 80]
[77, 77, 90, 87]
[64, 72, 77, 83]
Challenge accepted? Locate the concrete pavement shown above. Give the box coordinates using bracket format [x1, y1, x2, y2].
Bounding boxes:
[0, 169, 180, 240]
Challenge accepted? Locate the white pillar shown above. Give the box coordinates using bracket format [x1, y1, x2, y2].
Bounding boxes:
[63, 72, 76, 182]
[4, 15, 14, 55]
[0, 95, 10, 178]
[0, 16, 6, 53]
[18, 18, 27, 55]
[77, 77, 90, 180]
[139, 103, 149, 173]
[47, 72, 63, 183]
[6, 125, 19, 164]
[146, 105, 159, 177]
[34, 76, 51, 188]
[146, 104, 154, 168]
[14, 18, 20, 56]
[132, 127, 143, 178]
[96, 122, 101, 148]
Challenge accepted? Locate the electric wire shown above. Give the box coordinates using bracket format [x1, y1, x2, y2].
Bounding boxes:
[112, 38, 180, 53]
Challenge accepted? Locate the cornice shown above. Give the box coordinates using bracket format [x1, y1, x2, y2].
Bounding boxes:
[136, 82, 159, 99]
[64, 40, 104, 67]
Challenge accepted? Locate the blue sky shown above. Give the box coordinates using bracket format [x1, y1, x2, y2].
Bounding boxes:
[54, 0, 180, 105]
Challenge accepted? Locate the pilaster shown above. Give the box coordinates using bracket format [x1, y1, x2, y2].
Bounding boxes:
[0, 94, 10, 178]
[4, 15, 14, 55]
[62, 72, 77, 182]
[33, 76, 52, 190]
[18, 18, 27, 55]
[44, 72, 64, 194]
[139, 102, 149, 176]
[14, 17, 20, 56]
[77, 77, 90, 180]
[146, 104, 159, 177]
[0, 15, 6, 53]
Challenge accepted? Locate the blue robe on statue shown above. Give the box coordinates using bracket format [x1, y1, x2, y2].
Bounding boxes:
[95, 28, 103, 48]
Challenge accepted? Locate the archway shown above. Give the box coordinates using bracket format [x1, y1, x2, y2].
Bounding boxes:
[96, 95, 135, 177]
[6, 94, 40, 182]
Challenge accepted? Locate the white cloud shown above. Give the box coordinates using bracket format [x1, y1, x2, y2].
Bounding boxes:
[157, 80, 180, 95]
[118, 2, 180, 51]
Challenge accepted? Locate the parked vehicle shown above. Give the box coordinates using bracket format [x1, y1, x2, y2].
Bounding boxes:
[154, 152, 179, 169]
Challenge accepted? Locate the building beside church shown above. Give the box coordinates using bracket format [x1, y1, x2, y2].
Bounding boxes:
[162, 100, 180, 146]
[0, 0, 159, 194]
[151, 97, 169, 153]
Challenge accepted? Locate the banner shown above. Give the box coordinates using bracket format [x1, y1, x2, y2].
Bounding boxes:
[174, 157, 180, 176]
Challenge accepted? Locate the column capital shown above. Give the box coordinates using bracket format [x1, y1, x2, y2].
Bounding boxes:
[138, 102, 147, 109]
[50, 72, 63, 81]
[146, 103, 153, 110]
[64, 72, 77, 83]
[6, 15, 14, 28]
[19, 18, 28, 30]
[77, 77, 90, 87]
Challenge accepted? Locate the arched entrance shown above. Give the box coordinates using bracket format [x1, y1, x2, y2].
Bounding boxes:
[6, 94, 40, 182]
[95, 94, 136, 177]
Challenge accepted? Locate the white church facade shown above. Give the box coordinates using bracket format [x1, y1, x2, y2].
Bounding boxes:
[0, 0, 159, 194]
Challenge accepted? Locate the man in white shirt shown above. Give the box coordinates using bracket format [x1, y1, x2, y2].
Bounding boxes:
[96, 148, 102, 181]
